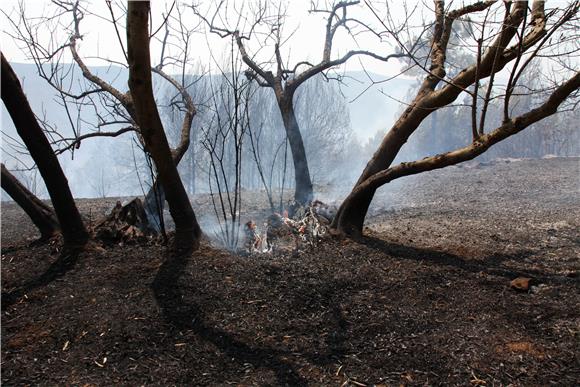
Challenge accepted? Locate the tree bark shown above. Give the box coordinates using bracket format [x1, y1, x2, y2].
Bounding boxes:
[1, 53, 88, 247]
[126, 1, 201, 253]
[278, 96, 314, 205]
[1, 164, 59, 240]
[331, 187, 376, 238]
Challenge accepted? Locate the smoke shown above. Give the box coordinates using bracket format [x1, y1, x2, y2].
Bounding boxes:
[2, 63, 577, 209]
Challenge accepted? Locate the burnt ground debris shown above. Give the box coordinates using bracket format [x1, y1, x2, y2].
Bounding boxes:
[1, 157, 579, 385]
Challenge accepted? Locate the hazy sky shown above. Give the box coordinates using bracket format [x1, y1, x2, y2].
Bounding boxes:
[1, 0, 576, 143]
[1, 1, 577, 198]
[0, 0, 415, 76]
[2, 0, 576, 75]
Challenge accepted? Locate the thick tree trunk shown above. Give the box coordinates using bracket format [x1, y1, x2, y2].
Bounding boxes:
[126, 1, 201, 253]
[1, 164, 59, 240]
[332, 187, 376, 238]
[1, 54, 89, 247]
[141, 121, 196, 233]
[278, 97, 313, 205]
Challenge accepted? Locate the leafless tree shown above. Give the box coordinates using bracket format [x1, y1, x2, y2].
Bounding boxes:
[200, 41, 253, 250]
[332, 0, 580, 237]
[241, 85, 290, 211]
[126, 1, 201, 253]
[1, 54, 88, 247]
[243, 74, 353, 211]
[197, 0, 413, 205]
[245, 112, 283, 212]
[5, 0, 200, 229]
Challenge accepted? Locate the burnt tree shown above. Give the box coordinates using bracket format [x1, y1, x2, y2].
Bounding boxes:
[8, 0, 198, 231]
[1, 54, 88, 247]
[200, 0, 409, 205]
[1, 163, 59, 240]
[126, 1, 201, 253]
[332, 1, 580, 236]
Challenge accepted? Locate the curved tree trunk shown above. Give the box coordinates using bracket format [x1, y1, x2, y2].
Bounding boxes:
[1, 164, 59, 240]
[126, 1, 201, 253]
[142, 123, 196, 234]
[331, 1, 551, 238]
[333, 71, 580, 237]
[278, 97, 313, 205]
[143, 180, 165, 233]
[332, 188, 376, 238]
[1, 54, 88, 248]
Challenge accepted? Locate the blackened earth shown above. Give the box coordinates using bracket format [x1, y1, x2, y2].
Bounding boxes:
[2, 157, 579, 385]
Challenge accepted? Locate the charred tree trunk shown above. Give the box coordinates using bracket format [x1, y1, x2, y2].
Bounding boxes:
[278, 97, 313, 206]
[126, 1, 201, 253]
[141, 92, 196, 234]
[1, 163, 59, 240]
[332, 188, 376, 238]
[141, 124, 195, 234]
[1, 54, 88, 247]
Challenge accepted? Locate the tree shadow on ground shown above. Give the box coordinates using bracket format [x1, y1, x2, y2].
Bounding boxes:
[150, 235, 579, 385]
[361, 236, 578, 287]
[151, 248, 359, 385]
[151, 252, 309, 386]
[2, 247, 81, 310]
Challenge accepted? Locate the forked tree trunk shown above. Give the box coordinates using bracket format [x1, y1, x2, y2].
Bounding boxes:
[278, 97, 313, 205]
[126, 1, 201, 253]
[333, 72, 580, 237]
[1, 164, 59, 240]
[332, 1, 550, 237]
[1, 54, 89, 247]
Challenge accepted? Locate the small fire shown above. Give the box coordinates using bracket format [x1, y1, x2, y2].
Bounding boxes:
[245, 200, 334, 254]
[244, 220, 272, 254]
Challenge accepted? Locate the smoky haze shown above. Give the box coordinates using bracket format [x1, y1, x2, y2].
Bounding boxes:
[2, 62, 578, 201]
[1, 63, 415, 199]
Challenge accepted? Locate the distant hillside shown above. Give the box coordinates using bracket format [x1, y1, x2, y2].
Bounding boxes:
[1, 63, 133, 198]
[2, 63, 414, 142]
[1, 62, 415, 198]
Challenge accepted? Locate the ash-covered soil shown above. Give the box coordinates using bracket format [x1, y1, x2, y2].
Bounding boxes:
[2, 157, 579, 386]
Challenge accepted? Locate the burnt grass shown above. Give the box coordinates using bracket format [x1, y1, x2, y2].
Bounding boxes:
[2, 157, 579, 386]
